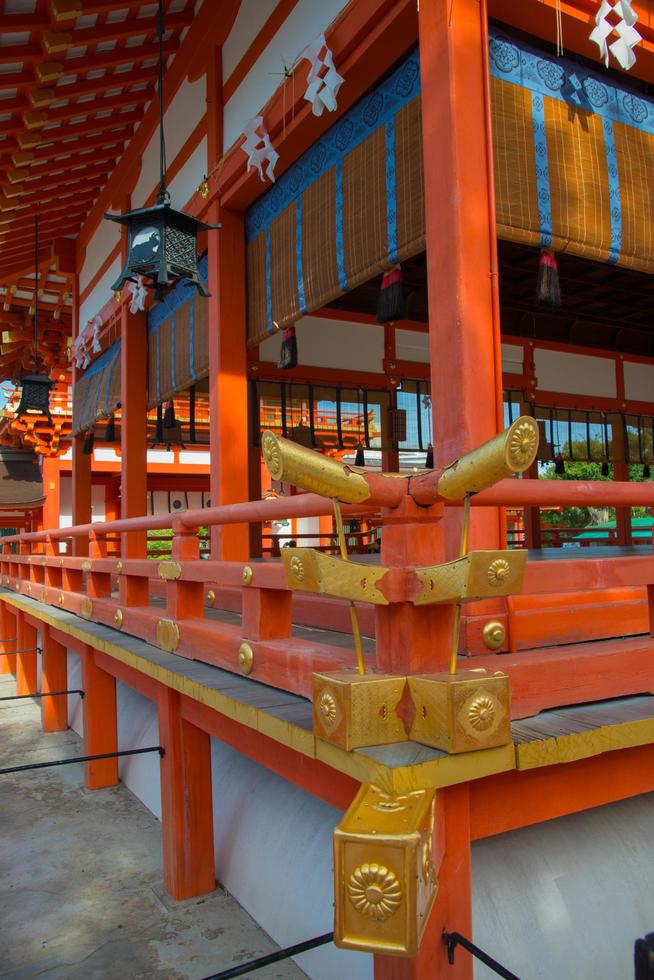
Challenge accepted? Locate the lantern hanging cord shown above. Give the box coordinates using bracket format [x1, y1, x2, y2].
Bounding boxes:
[33, 213, 39, 372]
[156, 0, 168, 204]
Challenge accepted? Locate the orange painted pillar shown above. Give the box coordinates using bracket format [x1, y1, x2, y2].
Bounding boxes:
[207, 48, 249, 560]
[120, 304, 149, 604]
[80, 644, 118, 789]
[41, 626, 68, 732]
[374, 786, 472, 980]
[0, 600, 16, 675]
[158, 688, 215, 900]
[15, 612, 37, 697]
[419, 0, 503, 555]
[41, 456, 60, 532]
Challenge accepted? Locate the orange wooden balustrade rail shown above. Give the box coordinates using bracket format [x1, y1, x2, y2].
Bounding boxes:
[1, 478, 653, 719]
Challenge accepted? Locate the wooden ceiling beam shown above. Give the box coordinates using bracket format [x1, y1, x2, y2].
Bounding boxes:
[0, 14, 49, 32]
[15, 148, 120, 183]
[65, 9, 193, 46]
[60, 37, 178, 75]
[26, 107, 142, 142]
[3, 164, 111, 196]
[35, 86, 154, 126]
[10, 126, 131, 166]
[39, 64, 158, 104]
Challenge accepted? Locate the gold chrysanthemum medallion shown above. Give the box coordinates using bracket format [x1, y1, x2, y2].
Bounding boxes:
[347, 864, 402, 920]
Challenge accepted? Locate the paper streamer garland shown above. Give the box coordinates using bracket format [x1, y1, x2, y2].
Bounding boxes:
[590, 0, 641, 71]
[241, 116, 279, 183]
[300, 33, 344, 116]
[128, 276, 147, 314]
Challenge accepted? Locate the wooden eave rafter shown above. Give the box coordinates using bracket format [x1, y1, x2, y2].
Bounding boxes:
[0, 0, 197, 277]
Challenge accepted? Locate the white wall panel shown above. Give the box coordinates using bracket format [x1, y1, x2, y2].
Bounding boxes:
[259, 315, 384, 372]
[79, 219, 121, 295]
[534, 348, 616, 398]
[223, 0, 350, 149]
[502, 343, 523, 375]
[222, 0, 278, 80]
[116, 682, 161, 820]
[473, 792, 654, 980]
[67, 650, 83, 733]
[624, 360, 654, 404]
[396, 329, 429, 364]
[78, 256, 121, 327]
[166, 135, 207, 209]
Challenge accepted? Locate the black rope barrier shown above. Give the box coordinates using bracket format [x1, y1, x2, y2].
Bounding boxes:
[6, 648, 41, 655]
[443, 931, 521, 979]
[0, 690, 84, 703]
[202, 932, 334, 979]
[0, 637, 17, 644]
[0, 746, 164, 776]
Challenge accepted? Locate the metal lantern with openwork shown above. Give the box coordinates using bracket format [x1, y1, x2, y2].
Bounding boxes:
[15, 374, 54, 421]
[105, 203, 217, 297]
[103, 0, 218, 299]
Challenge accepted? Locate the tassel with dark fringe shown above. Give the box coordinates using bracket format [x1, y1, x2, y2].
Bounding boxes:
[644, 457, 651, 479]
[104, 415, 116, 442]
[278, 326, 298, 369]
[535, 250, 562, 307]
[354, 443, 366, 467]
[554, 453, 565, 475]
[425, 444, 434, 468]
[163, 399, 176, 429]
[600, 458, 610, 477]
[83, 429, 94, 455]
[376, 265, 405, 323]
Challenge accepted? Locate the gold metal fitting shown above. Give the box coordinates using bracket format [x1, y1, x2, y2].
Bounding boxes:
[242, 565, 253, 586]
[312, 672, 407, 750]
[334, 784, 438, 956]
[261, 430, 371, 502]
[26, 585, 32, 595]
[158, 560, 182, 581]
[437, 416, 539, 500]
[413, 550, 527, 605]
[408, 669, 511, 753]
[156, 619, 179, 653]
[81, 559, 92, 572]
[281, 548, 389, 605]
[482, 620, 506, 651]
[206, 589, 216, 607]
[113, 290, 121, 303]
[114, 609, 123, 628]
[58, 593, 65, 606]
[238, 642, 254, 675]
[80, 597, 93, 620]
[116, 561, 123, 572]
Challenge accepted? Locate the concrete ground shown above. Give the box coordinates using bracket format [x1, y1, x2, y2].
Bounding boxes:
[0, 674, 307, 980]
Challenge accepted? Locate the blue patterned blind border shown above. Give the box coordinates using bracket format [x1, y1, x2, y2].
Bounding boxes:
[489, 24, 654, 135]
[77, 338, 119, 380]
[245, 48, 420, 245]
[147, 253, 208, 332]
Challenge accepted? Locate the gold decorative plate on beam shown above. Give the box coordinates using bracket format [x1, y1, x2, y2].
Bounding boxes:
[413, 550, 527, 605]
[281, 547, 389, 605]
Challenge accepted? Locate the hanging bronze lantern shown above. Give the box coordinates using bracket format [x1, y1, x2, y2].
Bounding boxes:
[16, 214, 54, 423]
[15, 374, 54, 420]
[105, 203, 218, 298]
[103, 0, 218, 298]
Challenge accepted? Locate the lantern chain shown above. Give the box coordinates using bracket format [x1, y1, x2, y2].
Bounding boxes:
[156, 0, 169, 205]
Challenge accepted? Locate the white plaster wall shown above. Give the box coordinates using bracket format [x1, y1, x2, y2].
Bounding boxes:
[396, 328, 429, 364]
[58, 477, 106, 528]
[624, 360, 654, 404]
[116, 681, 161, 820]
[472, 792, 654, 980]
[166, 136, 207, 210]
[211, 739, 373, 980]
[295, 515, 320, 546]
[132, 76, 206, 207]
[222, 0, 278, 80]
[259, 315, 384, 372]
[223, 0, 350, 149]
[79, 219, 121, 297]
[501, 342, 524, 375]
[67, 649, 83, 734]
[78, 256, 121, 328]
[534, 348, 616, 398]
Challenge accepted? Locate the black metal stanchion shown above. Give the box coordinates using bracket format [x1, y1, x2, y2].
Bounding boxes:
[443, 931, 521, 979]
[202, 932, 334, 980]
[0, 690, 84, 703]
[0, 746, 164, 776]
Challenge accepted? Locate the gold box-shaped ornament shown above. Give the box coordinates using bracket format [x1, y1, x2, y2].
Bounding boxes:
[408, 669, 511, 754]
[313, 671, 408, 750]
[334, 784, 438, 956]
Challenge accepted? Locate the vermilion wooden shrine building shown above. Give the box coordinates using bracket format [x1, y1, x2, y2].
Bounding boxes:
[3, 0, 654, 977]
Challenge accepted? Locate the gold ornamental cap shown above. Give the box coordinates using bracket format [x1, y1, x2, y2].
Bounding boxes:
[260, 430, 371, 503]
[437, 416, 539, 500]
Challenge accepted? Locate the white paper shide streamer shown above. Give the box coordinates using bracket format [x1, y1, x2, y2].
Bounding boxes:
[300, 33, 344, 116]
[128, 276, 147, 314]
[241, 116, 279, 183]
[70, 315, 102, 369]
[590, 0, 641, 70]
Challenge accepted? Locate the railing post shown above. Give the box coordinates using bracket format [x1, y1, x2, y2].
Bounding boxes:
[165, 521, 204, 620]
[0, 600, 15, 675]
[80, 645, 118, 789]
[44, 534, 62, 591]
[157, 687, 215, 900]
[41, 626, 68, 733]
[242, 586, 292, 640]
[15, 611, 38, 696]
[87, 529, 112, 599]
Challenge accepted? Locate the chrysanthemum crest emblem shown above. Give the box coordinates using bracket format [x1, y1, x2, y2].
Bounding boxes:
[468, 695, 496, 732]
[508, 419, 538, 468]
[261, 432, 282, 478]
[348, 864, 402, 920]
[488, 558, 510, 586]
